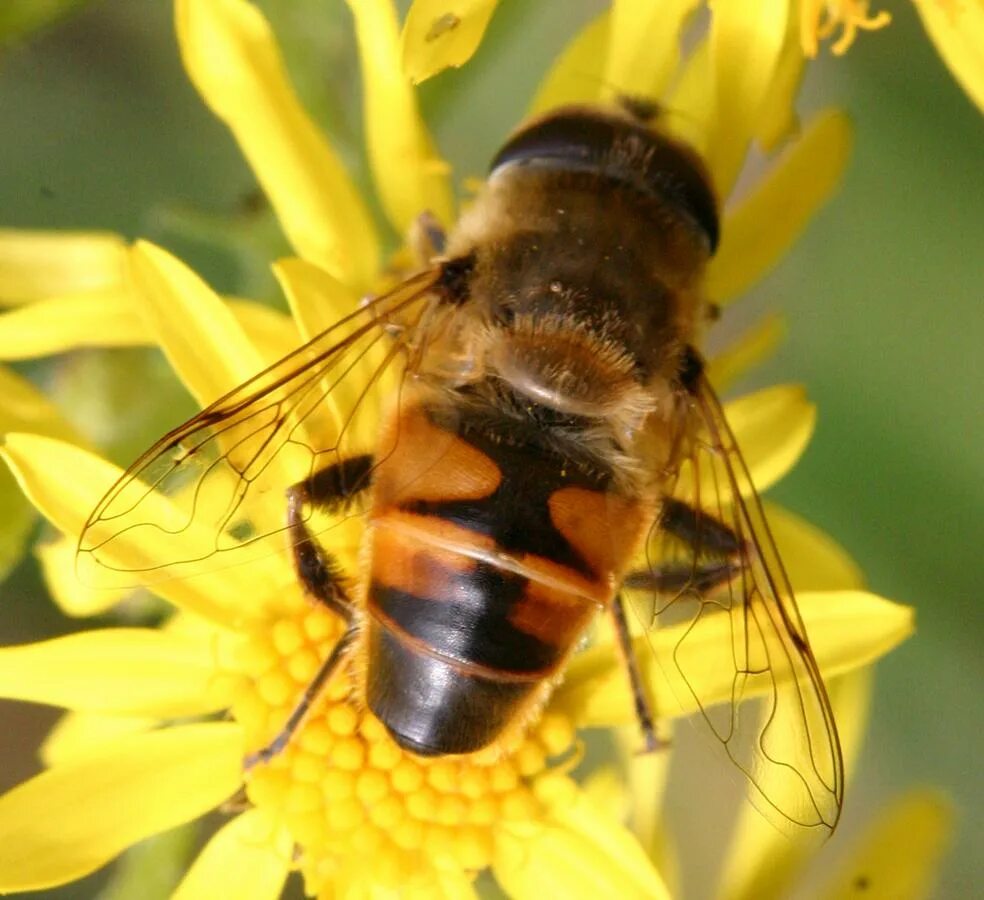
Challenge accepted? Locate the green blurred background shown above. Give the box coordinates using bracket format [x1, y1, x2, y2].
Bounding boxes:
[0, 1, 980, 897]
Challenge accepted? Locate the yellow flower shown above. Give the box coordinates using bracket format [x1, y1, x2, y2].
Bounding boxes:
[0, 0, 919, 897]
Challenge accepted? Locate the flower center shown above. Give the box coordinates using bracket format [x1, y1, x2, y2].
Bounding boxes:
[227, 600, 576, 892]
[799, 0, 893, 56]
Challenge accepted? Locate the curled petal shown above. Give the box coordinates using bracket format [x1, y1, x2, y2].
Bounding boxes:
[175, 0, 378, 288]
[0, 628, 228, 718]
[401, 0, 500, 84]
[0, 230, 125, 306]
[347, 0, 455, 234]
[0, 722, 242, 892]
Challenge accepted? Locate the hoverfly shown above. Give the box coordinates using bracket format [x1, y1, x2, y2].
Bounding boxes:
[78, 102, 843, 834]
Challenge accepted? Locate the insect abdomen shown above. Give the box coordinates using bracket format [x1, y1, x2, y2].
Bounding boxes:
[365, 402, 648, 755]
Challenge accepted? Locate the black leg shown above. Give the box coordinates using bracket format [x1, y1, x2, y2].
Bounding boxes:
[610, 593, 664, 754]
[287, 453, 374, 616]
[624, 497, 743, 596]
[246, 455, 373, 769]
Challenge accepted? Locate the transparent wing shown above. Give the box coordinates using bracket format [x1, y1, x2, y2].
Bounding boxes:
[630, 369, 843, 834]
[77, 267, 445, 589]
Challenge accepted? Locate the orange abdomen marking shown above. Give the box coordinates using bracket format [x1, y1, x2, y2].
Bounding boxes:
[364, 402, 650, 755]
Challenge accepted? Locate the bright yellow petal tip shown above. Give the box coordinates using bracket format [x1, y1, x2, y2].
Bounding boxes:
[401, 0, 500, 84]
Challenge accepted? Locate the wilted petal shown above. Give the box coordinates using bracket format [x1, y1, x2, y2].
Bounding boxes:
[815, 790, 953, 900]
[347, 0, 455, 234]
[175, 0, 378, 288]
[0, 722, 242, 891]
[401, 0, 500, 84]
[0, 230, 125, 306]
[916, 0, 984, 113]
[0, 628, 228, 718]
[558, 592, 913, 727]
[605, 0, 700, 101]
[707, 110, 852, 304]
[528, 11, 610, 115]
[172, 809, 291, 900]
[495, 776, 671, 899]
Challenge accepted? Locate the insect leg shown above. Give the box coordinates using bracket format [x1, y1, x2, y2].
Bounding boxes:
[244, 455, 374, 769]
[287, 453, 374, 618]
[611, 593, 665, 754]
[624, 497, 743, 595]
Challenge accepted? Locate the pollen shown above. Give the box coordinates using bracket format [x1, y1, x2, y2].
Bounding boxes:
[228, 601, 580, 893]
[799, 0, 892, 56]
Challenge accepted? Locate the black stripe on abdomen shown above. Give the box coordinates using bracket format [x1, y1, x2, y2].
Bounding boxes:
[368, 562, 559, 675]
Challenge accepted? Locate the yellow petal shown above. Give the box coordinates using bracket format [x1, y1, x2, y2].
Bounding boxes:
[527, 11, 610, 116]
[604, 0, 700, 101]
[401, 0, 500, 84]
[272, 257, 360, 343]
[495, 775, 671, 900]
[227, 299, 299, 366]
[706, 110, 852, 304]
[0, 365, 79, 442]
[0, 287, 297, 364]
[1, 433, 265, 627]
[705, 314, 786, 391]
[665, 34, 712, 154]
[175, 0, 378, 288]
[754, 10, 806, 151]
[0, 288, 148, 360]
[717, 669, 874, 900]
[0, 722, 242, 892]
[172, 809, 290, 900]
[347, 0, 455, 234]
[129, 242, 268, 407]
[0, 230, 125, 306]
[558, 591, 912, 727]
[40, 711, 156, 768]
[0, 628, 228, 717]
[35, 535, 129, 617]
[765, 501, 865, 591]
[818, 790, 954, 900]
[723, 384, 815, 494]
[705, 0, 789, 194]
[916, 0, 984, 114]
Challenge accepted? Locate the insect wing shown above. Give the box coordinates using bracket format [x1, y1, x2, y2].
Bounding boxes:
[77, 268, 444, 590]
[634, 373, 844, 834]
